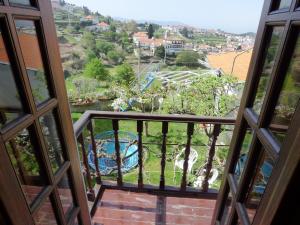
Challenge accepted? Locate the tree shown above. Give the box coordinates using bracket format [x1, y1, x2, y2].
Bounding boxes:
[117, 32, 133, 53]
[155, 45, 165, 59]
[59, 0, 66, 6]
[105, 16, 113, 25]
[176, 51, 201, 67]
[181, 27, 189, 38]
[80, 20, 93, 27]
[74, 24, 81, 32]
[147, 24, 154, 39]
[104, 31, 117, 42]
[115, 63, 135, 86]
[180, 27, 193, 38]
[83, 6, 91, 16]
[113, 82, 165, 136]
[163, 75, 240, 191]
[109, 24, 117, 32]
[96, 40, 115, 55]
[82, 31, 96, 50]
[107, 50, 125, 65]
[123, 20, 138, 34]
[154, 28, 165, 38]
[70, 52, 84, 71]
[83, 58, 110, 81]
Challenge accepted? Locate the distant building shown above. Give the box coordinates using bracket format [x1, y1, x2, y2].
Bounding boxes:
[133, 32, 148, 46]
[80, 15, 98, 25]
[133, 32, 164, 56]
[98, 22, 110, 31]
[164, 39, 185, 55]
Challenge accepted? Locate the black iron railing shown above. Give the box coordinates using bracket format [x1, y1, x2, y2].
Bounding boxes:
[73, 111, 236, 213]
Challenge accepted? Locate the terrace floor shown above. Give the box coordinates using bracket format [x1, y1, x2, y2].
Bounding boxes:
[92, 189, 216, 225]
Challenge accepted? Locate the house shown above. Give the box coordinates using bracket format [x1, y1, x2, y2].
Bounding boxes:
[132, 31, 148, 46]
[164, 38, 185, 55]
[80, 15, 98, 25]
[97, 22, 110, 31]
[133, 32, 164, 55]
[86, 22, 110, 32]
[1, 1, 300, 225]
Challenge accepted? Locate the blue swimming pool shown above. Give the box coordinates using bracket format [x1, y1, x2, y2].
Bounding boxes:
[235, 154, 273, 194]
[87, 131, 139, 175]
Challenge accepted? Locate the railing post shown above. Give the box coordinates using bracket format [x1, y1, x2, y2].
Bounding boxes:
[113, 120, 123, 187]
[160, 121, 168, 190]
[202, 124, 221, 192]
[181, 123, 194, 191]
[78, 134, 95, 201]
[137, 120, 144, 189]
[87, 120, 101, 184]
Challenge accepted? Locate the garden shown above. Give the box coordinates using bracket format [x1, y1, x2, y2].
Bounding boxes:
[52, 5, 244, 190]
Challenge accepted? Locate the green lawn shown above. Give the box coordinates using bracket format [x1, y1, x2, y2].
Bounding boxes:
[73, 113, 230, 189]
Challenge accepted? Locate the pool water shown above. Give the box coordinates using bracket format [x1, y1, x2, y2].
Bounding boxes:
[235, 154, 273, 194]
[88, 139, 139, 175]
[102, 141, 137, 155]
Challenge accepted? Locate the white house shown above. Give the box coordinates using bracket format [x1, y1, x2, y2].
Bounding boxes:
[164, 39, 185, 55]
[133, 32, 164, 56]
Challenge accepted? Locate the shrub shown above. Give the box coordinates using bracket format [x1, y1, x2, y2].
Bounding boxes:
[176, 51, 201, 67]
[115, 63, 135, 86]
[107, 50, 125, 65]
[83, 58, 110, 81]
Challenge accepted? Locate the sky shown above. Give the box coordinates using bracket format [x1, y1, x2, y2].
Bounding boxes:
[66, 0, 264, 34]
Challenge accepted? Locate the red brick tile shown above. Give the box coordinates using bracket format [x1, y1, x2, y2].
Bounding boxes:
[92, 190, 216, 225]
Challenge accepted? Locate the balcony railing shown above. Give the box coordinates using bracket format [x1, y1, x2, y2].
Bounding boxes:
[73, 110, 235, 214]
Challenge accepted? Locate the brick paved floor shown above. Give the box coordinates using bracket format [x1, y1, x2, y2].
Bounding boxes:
[93, 189, 216, 225]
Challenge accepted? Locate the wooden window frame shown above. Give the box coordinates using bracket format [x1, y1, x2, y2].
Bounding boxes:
[213, 0, 300, 224]
[0, 1, 91, 225]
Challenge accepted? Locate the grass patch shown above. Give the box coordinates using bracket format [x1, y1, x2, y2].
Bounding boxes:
[72, 113, 228, 189]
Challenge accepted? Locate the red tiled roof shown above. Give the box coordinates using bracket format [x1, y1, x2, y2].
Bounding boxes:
[85, 15, 94, 20]
[137, 37, 164, 46]
[133, 32, 148, 38]
[0, 33, 43, 70]
[98, 22, 109, 27]
[133, 32, 164, 46]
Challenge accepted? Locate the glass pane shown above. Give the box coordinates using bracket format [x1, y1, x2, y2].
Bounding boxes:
[34, 197, 58, 225]
[15, 20, 50, 105]
[269, 32, 300, 144]
[234, 129, 253, 183]
[6, 129, 46, 206]
[277, 0, 293, 10]
[0, 27, 24, 128]
[39, 111, 65, 174]
[9, 0, 32, 6]
[57, 172, 75, 218]
[245, 150, 275, 224]
[253, 27, 284, 115]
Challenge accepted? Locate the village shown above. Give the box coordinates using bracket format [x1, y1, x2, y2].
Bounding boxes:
[51, 0, 255, 82]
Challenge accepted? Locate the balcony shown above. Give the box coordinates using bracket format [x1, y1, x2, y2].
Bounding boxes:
[74, 111, 235, 224]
